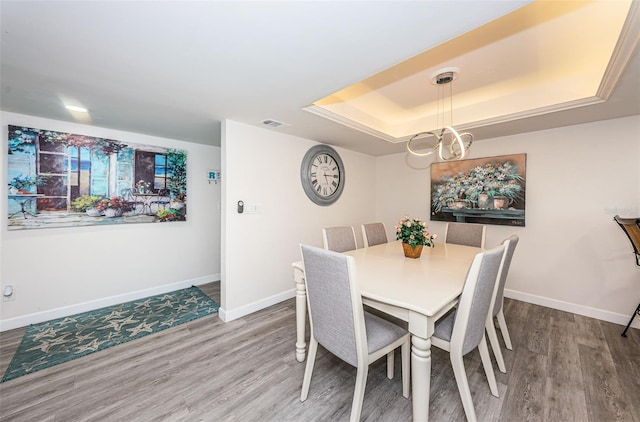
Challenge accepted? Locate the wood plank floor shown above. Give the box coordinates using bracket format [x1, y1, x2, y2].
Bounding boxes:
[0, 282, 638, 421]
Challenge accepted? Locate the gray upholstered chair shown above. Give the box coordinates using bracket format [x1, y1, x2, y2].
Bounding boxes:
[485, 235, 519, 374]
[322, 226, 358, 252]
[361, 223, 388, 248]
[299, 244, 410, 422]
[444, 222, 486, 248]
[431, 244, 506, 422]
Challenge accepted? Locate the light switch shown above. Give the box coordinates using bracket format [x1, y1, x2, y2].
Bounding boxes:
[244, 203, 262, 214]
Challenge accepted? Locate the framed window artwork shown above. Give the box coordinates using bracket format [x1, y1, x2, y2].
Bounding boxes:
[7, 125, 187, 230]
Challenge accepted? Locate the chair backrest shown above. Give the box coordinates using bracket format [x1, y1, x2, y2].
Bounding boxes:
[322, 226, 358, 252]
[152, 189, 171, 204]
[361, 223, 388, 247]
[300, 244, 366, 367]
[614, 215, 640, 266]
[444, 222, 486, 248]
[492, 235, 519, 318]
[121, 188, 135, 200]
[451, 244, 506, 356]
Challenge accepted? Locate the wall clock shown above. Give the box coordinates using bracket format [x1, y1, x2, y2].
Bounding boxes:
[300, 144, 345, 206]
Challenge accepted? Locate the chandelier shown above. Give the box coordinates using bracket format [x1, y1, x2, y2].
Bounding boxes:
[406, 69, 473, 160]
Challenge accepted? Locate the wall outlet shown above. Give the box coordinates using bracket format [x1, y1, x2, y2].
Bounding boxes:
[2, 285, 15, 302]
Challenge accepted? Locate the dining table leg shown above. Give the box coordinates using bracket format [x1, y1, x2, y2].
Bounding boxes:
[411, 335, 432, 421]
[293, 263, 307, 362]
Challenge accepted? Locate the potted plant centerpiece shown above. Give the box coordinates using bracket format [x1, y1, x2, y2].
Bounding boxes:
[396, 216, 437, 258]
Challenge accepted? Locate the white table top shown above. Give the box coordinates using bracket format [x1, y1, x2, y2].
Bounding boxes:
[344, 241, 482, 317]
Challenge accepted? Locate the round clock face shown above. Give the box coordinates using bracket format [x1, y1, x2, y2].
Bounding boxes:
[300, 145, 345, 206]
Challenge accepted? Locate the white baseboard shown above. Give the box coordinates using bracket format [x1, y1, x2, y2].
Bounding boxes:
[217, 287, 640, 330]
[218, 289, 295, 323]
[0, 273, 221, 332]
[5, 280, 635, 333]
[504, 289, 640, 330]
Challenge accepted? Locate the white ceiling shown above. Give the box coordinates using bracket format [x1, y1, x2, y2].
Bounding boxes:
[1, 1, 639, 157]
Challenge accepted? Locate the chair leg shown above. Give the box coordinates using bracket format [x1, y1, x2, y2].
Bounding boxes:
[301, 338, 318, 401]
[350, 365, 368, 422]
[450, 352, 477, 422]
[621, 302, 640, 337]
[496, 309, 513, 350]
[478, 336, 499, 397]
[486, 319, 507, 373]
[401, 340, 410, 398]
[386, 350, 394, 379]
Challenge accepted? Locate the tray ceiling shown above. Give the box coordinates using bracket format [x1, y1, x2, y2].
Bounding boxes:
[305, 0, 638, 144]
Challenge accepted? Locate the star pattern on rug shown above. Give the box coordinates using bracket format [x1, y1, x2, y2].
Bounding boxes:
[74, 333, 95, 343]
[75, 338, 106, 354]
[32, 327, 59, 342]
[126, 321, 159, 337]
[135, 299, 153, 309]
[55, 317, 79, 326]
[160, 317, 178, 327]
[26, 333, 73, 353]
[20, 356, 49, 373]
[160, 300, 180, 310]
[97, 315, 140, 333]
[101, 310, 127, 321]
[175, 304, 190, 312]
[2, 286, 219, 382]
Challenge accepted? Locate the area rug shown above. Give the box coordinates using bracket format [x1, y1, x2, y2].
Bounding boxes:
[1, 286, 219, 382]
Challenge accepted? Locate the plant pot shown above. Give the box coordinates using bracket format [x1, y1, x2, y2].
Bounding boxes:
[86, 208, 102, 217]
[452, 200, 469, 209]
[493, 195, 511, 210]
[103, 208, 123, 218]
[477, 193, 492, 209]
[402, 243, 423, 259]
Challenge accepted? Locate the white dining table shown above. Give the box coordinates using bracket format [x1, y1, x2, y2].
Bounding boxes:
[292, 240, 482, 421]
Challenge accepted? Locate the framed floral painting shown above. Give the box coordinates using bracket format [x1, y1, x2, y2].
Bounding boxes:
[7, 125, 187, 230]
[430, 153, 526, 227]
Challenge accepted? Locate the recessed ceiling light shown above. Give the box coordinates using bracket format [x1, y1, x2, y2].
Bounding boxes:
[65, 105, 88, 113]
